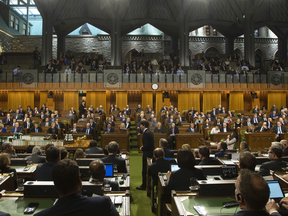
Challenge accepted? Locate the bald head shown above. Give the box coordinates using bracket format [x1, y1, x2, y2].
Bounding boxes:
[153, 148, 164, 160]
[89, 159, 105, 180]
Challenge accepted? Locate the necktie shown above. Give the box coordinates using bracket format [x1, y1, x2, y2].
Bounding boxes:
[87, 129, 89, 134]
[278, 127, 282, 134]
[108, 128, 110, 133]
[260, 127, 263, 132]
[35, 128, 38, 133]
[172, 128, 174, 134]
[14, 128, 17, 132]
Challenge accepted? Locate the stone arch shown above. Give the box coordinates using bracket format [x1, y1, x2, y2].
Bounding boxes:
[273, 50, 278, 60]
[122, 45, 142, 61]
[255, 48, 265, 60]
[234, 48, 243, 60]
[204, 47, 220, 55]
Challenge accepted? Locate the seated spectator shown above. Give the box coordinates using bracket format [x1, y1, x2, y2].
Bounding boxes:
[241, 62, 249, 71]
[166, 149, 206, 192]
[70, 123, 80, 133]
[234, 118, 242, 129]
[203, 119, 211, 129]
[198, 146, 219, 165]
[36, 146, 60, 181]
[34, 159, 119, 216]
[23, 118, 33, 129]
[195, 116, 203, 125]
[177, 67, 184, 75]
[158, 138, 174, 159]
[90, 60, 97, 71]
[82, 123, 93, 135]
[215, 142, 230, 157]
[258, 146, 287, 176]
[26, 146, 46, 164]
[0, 153, 17, 189]
[238, 151, 256, 171]
[89, 159, 119, 191]
[101, 141, 127, 173]
[181, 144, 191, 151]
[42, 118, 51, 127]
[281, 140, 288, 156]
[73, 148, 85, 160]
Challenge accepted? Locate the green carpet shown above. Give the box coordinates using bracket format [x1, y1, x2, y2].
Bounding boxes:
[129, 150, 156, 216]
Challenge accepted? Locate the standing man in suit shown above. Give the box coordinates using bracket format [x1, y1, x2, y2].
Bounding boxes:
[137, 120, 154, 190]
[102, 141, 127, 173]
[168, 123, 179, 149]
[79, 100, 87, 116]
[82, 123, 93, 135]
[273, 121, 288, 141]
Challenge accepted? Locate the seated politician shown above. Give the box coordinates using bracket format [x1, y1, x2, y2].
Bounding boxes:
[203, 119, 211, 129]
[10, 122, 23, 134]
[89, 159, 119, 191]
[166, 149, 206, 192]
[70, 123, 81, 133]
[215, 142, 231, 157]
[101, 141, 127, 173]
[104, 123, 114, 133]
[26, 146, 46, 164]
[220, 131, 238, 150]
[34, 159, 119, 216]
[153, 122, 165, 134]
[0, 123, 7, 133]
[152, 138, 174, 163]
[85, 140, 103, 154]
[47, 122, 58, 135]
[30, 123, 42, 133]
[82, 123, 93, 135]
[149, 148, 176, 186]
[198, 146, 219, 165]
[36, 146, 60, 181]
[254, 121, 269, 132]
[186, 123, 198, 133]
[220, 123, 231, 132]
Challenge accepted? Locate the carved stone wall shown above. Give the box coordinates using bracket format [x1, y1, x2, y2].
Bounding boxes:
[0, 30, 13, 52]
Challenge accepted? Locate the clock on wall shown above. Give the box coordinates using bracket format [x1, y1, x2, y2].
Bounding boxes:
[152, 83, 159, 90]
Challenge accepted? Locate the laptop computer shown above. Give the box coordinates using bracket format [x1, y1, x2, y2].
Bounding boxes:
[267, 180, 285, 203]
[171, 164, 180, 172]
[104, 164, 114, 177]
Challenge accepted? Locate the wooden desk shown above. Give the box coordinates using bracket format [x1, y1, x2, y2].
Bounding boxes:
[146, 158, 153, 197]
[175, 133, 204, 149]
[280, 133, 288, 141]
[210, 132, 231, 142]
[245, 132, 275, 151]
[101, 133, 130, 151]
[0, 174, 15, 191]
[157, 173, 168, 216]
[63, 140, 91, 151]
[11, 166, 37, 180]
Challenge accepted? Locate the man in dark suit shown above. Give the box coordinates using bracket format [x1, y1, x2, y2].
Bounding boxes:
[125, 118, 131, 129]
[12, 109, 22, 120]
[251, 114, 261, 124]
[102, 141, 127, 173]
[26, 146, 46, 164]
[258, 145, 287, 176]
[2, 114, 12, 125]
[211, 107, 218, 117]
[234, 169, 281, 216]
[187, 107, 195, 116]
[137, 120, 154, 190]
[254, 121, 269, 132]
[85, 140, 103, 154]
[186, 123, 198, 133]
[159, 138, 174, 159]
[22, 118, 33, 129]
[104, 123, 115, 133]
[214, 118, 223, 127]
[243, 118, 252, 127]
[70, 123, 81, 133]
[206, 113, 215, 122]
[198, 146, 219, 165]
[167, 115, 174, 124]
[273, 121, 288, 141]
[10, 122, 23, 134]
[267, 118, 273, 129]
[149, 148, 175, 186]
[220, 123, 231, 132]
[270, 110, 279, 120]
[168, 123, 179, 149]
[89, 159, 119, 191]
[106, 117, 115, 127]
[82, 123, 93, 135]
[36, 146, 60, 181]
[34, 159, 119, 216]
[30, 123, 42, 133]
[2, 142, 17, 158]
[88, 118, 96, 129]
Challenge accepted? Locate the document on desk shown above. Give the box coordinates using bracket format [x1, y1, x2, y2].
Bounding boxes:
[221, 159, 238, 165]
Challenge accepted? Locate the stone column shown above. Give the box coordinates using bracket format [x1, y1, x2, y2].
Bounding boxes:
[111, 18, 122, 66]
[179, 17, 189, 66]
[278, 37, 287, 62]
[225, 36, 234, 56]
[57, 35, 66, 60]
[41, 13, 53, 66]
[170, 36, 178, 54]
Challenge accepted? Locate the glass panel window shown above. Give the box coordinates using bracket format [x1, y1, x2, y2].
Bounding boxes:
[15, 17, 19, 31]
[10, 14, 14, 28]
[23, 23, 26, 35]
[205, 25, 210, 36]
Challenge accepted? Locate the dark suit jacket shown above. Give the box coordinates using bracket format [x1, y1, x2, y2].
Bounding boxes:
[141, 129, 154, 158]
[251, 117, 261, 123]
[26, 154, 46, 164]
[10, 126, 23, 133]
[42, 122, 51, 127]
[106, 121, 115, 127]
[149, 158, 176, 185]
[22, 122, 33, 129]
[89, 122, 96, 129]
[125, 122, 131, 129]
[82, 127, 93, 134]
[186, 128, 198, 133]
[258, 159, 287, 176]
[12, 113, 22, 120]
[85, 147, 103, 154]
[153, 127, 165, 134]
[47, 127, 58, 135]
[36, 162, 56, 181]
[34, 193, 119, 216]
[2, 117, 12, 124]
[215, 150, 231, 157]
[169, 127, 179, 135]
[104, 127, 114, 133]
[220, 127, 231, 132]
[101, 155, 127, 173]
[283, 148, 288, 157]
[214, 121, 223, 127]
[254, 126, 269, 132]
[211, 110, 218, 116]
[30, 127, 43, 133]
[273, 126, 287, 134]
[198, 157, 220, 165]
[167, 168, 206, 191]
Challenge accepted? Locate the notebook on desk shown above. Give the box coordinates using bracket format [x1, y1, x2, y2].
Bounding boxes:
[267, 181, 285, 203]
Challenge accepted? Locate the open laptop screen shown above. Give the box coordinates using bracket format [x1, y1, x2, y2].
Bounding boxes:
[171, 164, 180, 172]
[267, 181, 285, 199]
[105, 164, 114, 177]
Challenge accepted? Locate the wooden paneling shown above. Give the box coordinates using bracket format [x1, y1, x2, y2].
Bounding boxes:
[142, 92, 153, 111]
[0, 91, 8, 111]
[106, 91, 111, 114]
[40, 92, 47, 108]
[229, 92, 244, 111]
[203, 92, 221, 113]
[116, 92, 128, 111]
[155, 92, 163, 115]
[178, 92, 200, 112]
[268, 92, 286, 111]
[86, 91, 106, 111]
[8, 92, 34, 110]
[63, 92, 79, 111]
